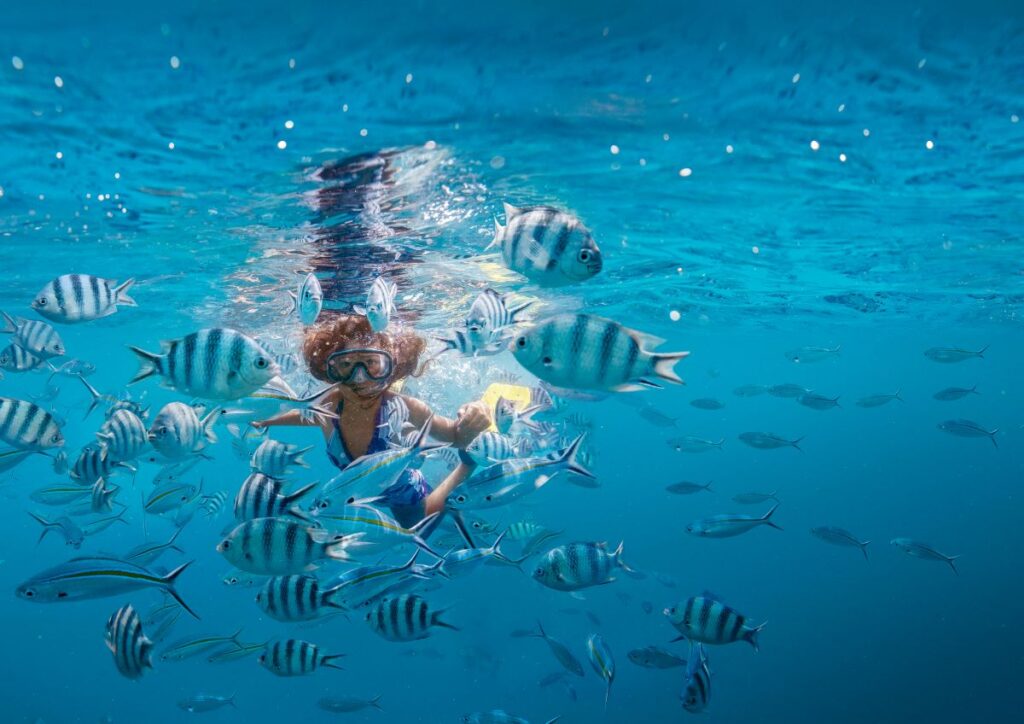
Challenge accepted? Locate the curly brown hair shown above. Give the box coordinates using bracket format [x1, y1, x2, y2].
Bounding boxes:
[303, 313, 426, 383]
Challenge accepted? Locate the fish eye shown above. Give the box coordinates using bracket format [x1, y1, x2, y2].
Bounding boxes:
[515, 337, 526, 348]
[57, 592, 68, 599]
[221, 541, 231, 549]
[50, 434, 61, 443]
[578, 249, 591, 262]
[37, 298, 47, 306]
[455, 495, 466, 503]
[255, 356, 269, 369]
[244, 553, 253, 561]
[23, 589, 34, 597]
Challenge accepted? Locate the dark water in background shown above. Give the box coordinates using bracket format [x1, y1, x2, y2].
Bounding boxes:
[1, 0, 1023, 722]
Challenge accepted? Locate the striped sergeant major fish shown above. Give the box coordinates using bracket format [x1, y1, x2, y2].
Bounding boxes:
[532, 541, 637, 592]
[97, 409, 149, 462]
[129, 328, 280, 400]
[148, 402, 219, 460]
[378, 395, 410, 443]
[811, 526, 871, 560]
[681, 644, 711, 713]
[494, 396, 542, 435]
[228, 422, 268, 461]
[511, 314, 689, 393]
[447, 435, 594, 511]
[216, 517, 361, 575]
[311, 418, 444, 511]
[0, 343, 45, 372]
[32, 274, 136, 323]
[0, 397, 64, 450]
[365, 594, 458, 641]
[685, 503, 782, 538]
[255, 574, 346, 621]
[16, 556, 197, 618]
[466, 432, 522, 465]
[436, 328, 510, 358]
[465, 288, 532, 343]
[258, 639, 345, 676]
[250, 438, 312, 477]
[354, 275, 398, 332]
[890, 538, 960, 574]
[586, 633, 615, 709]
[288, 272, 324, 326]
[105, 604, 154, 679]
[233, 473, 315, 521]
[90, 478, 119, 512]
[664, 593, 764, 651]
[488, 202, 603, 286]
[1, 312, 64, 358]
[70, 446, 135, 484]
[314, 501, 443, 558]
[199, 490, 230, 518]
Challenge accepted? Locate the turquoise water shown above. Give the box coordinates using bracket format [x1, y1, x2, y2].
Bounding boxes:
[2, 1, 1023, 722]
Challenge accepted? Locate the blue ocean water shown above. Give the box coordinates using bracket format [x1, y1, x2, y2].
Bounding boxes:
[1, 0, 1023, 721]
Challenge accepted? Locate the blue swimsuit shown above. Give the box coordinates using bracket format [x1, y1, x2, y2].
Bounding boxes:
[325, 393, 431, 528]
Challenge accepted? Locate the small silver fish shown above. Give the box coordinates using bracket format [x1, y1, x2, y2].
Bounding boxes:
[785, 345, 840, 363]
[811, 526, 870, 560]
[856, 391, 903, 408]
[665, 480, 713, 495]
[933, 386, 978, 401]
[798, 392, 841, 410]
[732, 490, 778, 505]
[667, 436, 723, 454]
[937, 419, 998, 447]
[690, 398, 724, 410]
[627, 645, 687, 669]
[738, 432, 802, 450]
[289, 272, 324, 326]
[924, 346, 987, 363]
[891, 538, 960, 573]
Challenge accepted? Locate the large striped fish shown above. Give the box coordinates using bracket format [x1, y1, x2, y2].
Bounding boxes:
[288, 272, 323, 326]
[1, 312, 65, 358]
[255, 574, 345, 621]
[365, 594, 458, 641]
[511, 313, 689, 393]
[0, 343, 45, 372]
[664, 593, 764, 651]
[70, 445, 135, 484]
[216, 517, 361, 574]
[0, 397, 64, 450]
[32, 274, 137, 323]
[488, 203, 603, 286]
[105, 604, 154, 679]
[96, 408, 149, 461]
[15, 556, 197, 618]
[250, 438, 311, 477]
[681, 644, 712, 713]
[233, 472, 315, 521]
[353, 276, 397, 332]
[532, 541, 636, 591]
[148, 402, 218, 460]
[129, 328, 279, 400]
[258, 639, 344, 676]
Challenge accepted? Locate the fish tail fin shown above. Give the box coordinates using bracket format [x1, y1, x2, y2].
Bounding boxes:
[989, 431, 999, 449]
[650, 350, 690, 385]
[286, 290, 298, 315]
[746, 621, 766, 652]
[78, 374, 105, 417]
[326, 533, 364, 562]
[370, 694, 384, 711]
[559, 434, 595, 479]
[604, 681, 611, 710]
[283, 481, 318, 505]
[977, 345, 988, 358]
[162, 561, 200, 619]
[790, 437, 804, 451]
[0, 310, 17, 333]
[320, 653, 346, 670]
[113, 278, 137, 307]
[507, 299, 534, 323]
[947, 555, 961, 575]
[229, 627, 245, 647]
[487, 529, 508, 557]
[228, 693, 238, 708]
[27, 511, 53, 544]
[894, 389, 904, 402]
[431, 610, 459, 631]
[199, 407, 221, 444]
[860, 541, 870, 561]
[128, 346, 163, 385]
[291, 444, 314, 468]
[485, 220, 503, 250]
[762, 502, 783, 530]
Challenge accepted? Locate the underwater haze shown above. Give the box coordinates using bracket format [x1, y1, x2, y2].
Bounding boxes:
[2, 0, 1023, 722]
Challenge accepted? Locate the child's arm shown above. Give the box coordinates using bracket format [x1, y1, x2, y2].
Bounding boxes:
[424, 462, 476, 517]
[251, 409, 315, 429]
[403, 395, 491, 448]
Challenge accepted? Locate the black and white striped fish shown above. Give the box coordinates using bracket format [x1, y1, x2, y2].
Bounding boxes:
[533, 542, 636, 591]
[216, 517, 360, 575]
[70, 445, 135, 484]
[494, 396, 542, 434]
[465, 288, 533, 344]
[288, 272, 324, 326]
[129, 328, 279, 400]
[258, 639, 344, 676]
[436, 328, 509, 358]
[465, 431, 521, 465]
[664, 593, 765, 651]
[0, 343, 45, 372]
[255, 574, 345, 621]
[365, 594, 458, 641]
[354, 276, 397, 332]
[199, 490, 230, 518]
[512, 314, 689, 393]
[378, 396, 411, 443]
[90, 478, 119, 512]
[274, 353, 299, 375]
[233, 472, 315, 521]
[1, 312, 65, 358]
[104, 604, 154, 679]
[32, 274, 137, 323]
[488, 203, 603, 286]
[251, 438, 312, 477]
[681, 644, 712, 713]
[148, 402, 218, 460]
[97, 409, 149, 462]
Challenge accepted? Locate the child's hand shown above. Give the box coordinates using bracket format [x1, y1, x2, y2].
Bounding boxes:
[453, 401, 491, 449]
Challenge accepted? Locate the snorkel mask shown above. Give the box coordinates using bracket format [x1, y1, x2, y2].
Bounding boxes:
[325, 348, 394, 394]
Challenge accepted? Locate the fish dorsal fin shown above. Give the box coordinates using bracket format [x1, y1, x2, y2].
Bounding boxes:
[629, 328, 665, 349]
[701, 589, 723, 602]
[502, 202, 522, 220]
